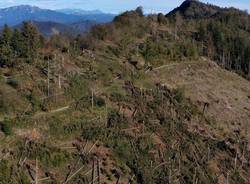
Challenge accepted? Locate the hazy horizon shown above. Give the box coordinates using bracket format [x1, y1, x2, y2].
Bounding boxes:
[0, 0, 249, 14]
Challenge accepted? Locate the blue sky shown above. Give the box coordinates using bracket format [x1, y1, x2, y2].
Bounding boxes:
[0, 0, 249, 13]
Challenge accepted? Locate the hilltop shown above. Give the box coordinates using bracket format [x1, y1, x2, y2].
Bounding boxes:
[0, 1, 249, 183]
[167, 0, 221, 19]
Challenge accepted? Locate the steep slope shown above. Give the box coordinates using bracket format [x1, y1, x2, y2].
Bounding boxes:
[0, 2, 250, 184]
[147, 59, 250, 139]
[1, 56, 250, 183]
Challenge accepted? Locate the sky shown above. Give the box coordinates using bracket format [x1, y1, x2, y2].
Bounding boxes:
[0, 0, 249, 14]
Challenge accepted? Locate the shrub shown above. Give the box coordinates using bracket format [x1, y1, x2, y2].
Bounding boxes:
[91, 25, 109, 40]
[66, 76, 89, 100]
[110, 92, 125, 102]
[157, 13, 167, 24]
[173, 87, 185, 103]
[7, 78, 18, 88]
[94, 96, 106, 107]
[107, 109, 126, 128]
[0, 160, 12, 183]
[0, 120, 12, 135]
[135, 6, 144, 17]
[27, 93, 42, 112]
[82, 127, 106, 140]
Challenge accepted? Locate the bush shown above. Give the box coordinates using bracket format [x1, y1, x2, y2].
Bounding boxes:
[0, 120, 12, 135]
[135, 6, 144, 17]
[27, 93, 42, 112]
[107, 109, 127, 128]
[67, 76, 89, 100]
[82, 127, 106, 140]
[173, 87, 185, 103]
[157, 13, 167, 24]
[0, 160, 12, 183]
[91, 25, 109, 40]
[7, 78, 18, 88]
[94, 96, 106, 107]
[110, 92, 125, 102]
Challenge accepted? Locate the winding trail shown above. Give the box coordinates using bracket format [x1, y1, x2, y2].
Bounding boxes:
[0, 105, 71, 122]
[151, 60, 203, 71]
[32, 105, 70, 119]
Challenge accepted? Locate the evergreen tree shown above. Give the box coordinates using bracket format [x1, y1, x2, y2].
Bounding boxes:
[0, 25, 13, 66]
[135, 6, 143, 17]
[1, 24, 12, 45]
[11, 29, 24, 58]
[157, 13, 167, 24]
[21, 22, 40, 60]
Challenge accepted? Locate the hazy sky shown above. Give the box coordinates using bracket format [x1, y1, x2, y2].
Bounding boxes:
[0, 0, 249, 13]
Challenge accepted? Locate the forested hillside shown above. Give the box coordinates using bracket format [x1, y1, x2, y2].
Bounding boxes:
[166, 0, 250, 77]
[0, 1, 249, 183]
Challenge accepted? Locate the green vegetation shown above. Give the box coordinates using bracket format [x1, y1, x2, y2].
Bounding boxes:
[0, 1, 249, 183]
[0, 22, 42, 67]
[0, 119, 12, 135]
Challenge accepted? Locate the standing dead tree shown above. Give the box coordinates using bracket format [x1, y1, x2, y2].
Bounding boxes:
[92, 158, 95, 184]
[202, 102, 210, 116]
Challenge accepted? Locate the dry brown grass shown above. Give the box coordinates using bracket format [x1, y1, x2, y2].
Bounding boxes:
[147, 58, 250, 139]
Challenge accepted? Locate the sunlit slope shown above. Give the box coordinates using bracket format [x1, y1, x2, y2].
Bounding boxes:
[148, 59, 250, 138]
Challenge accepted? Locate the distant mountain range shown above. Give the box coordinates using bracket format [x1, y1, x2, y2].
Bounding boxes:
[56, 9, 104, 15]
[0, 5, 116, 36]
[57, 9, 116, 23]
[0, 5, 83, 26]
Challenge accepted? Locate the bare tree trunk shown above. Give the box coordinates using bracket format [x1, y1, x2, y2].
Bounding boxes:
[207, 147, 210, 161]
[226, 172, 229, 184]
[92, 89, 94, 110]
[234, 151, 237, 171]
[35, 158, 38, 184]
[97, 159, 101, 184]
[58, 75, 61, 89]
[47, 60, 50, 97]
[92, 158, 95, 184]
[116, 176, 120, 184]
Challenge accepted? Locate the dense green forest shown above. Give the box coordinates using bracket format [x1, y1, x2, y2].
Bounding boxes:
[0, 1, 250, 183]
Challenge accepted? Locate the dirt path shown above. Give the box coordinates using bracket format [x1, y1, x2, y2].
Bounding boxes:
[151, 60, 203, 71]
[32, 105, 70, 118]
[0, 105, 71, 122]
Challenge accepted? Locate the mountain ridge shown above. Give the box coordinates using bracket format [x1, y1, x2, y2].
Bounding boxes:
[0, 5, 114, 27]
[57, 8, 116, 23]
[56, 9, 105, 15]
[0, 5, 84, 26]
